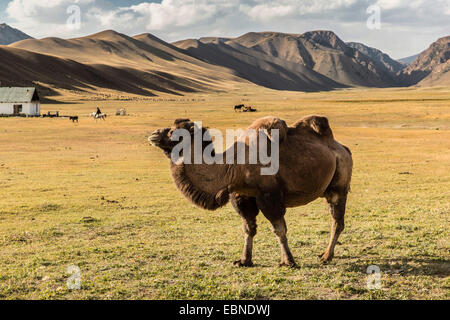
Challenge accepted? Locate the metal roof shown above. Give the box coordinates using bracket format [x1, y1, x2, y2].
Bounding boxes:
[0, 87, 39, 103]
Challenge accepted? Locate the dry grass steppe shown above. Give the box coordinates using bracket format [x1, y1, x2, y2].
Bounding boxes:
[0, 86, 449, 299]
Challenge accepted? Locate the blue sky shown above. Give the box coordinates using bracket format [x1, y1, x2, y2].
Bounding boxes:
[1, 0, 449, 59]
[0, 1, 7, 21]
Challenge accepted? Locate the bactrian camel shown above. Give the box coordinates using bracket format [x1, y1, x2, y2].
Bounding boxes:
[149, 116, 353, 267]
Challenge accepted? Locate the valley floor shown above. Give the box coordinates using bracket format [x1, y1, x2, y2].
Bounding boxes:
[0, 87, 449, 299]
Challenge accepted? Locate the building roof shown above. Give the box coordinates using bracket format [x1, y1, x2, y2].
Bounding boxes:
[0, 87, 39, 103]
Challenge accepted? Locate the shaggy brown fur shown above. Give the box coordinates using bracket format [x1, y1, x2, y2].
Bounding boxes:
[149, 116, 353, 267]
[171, 164, 230, 211]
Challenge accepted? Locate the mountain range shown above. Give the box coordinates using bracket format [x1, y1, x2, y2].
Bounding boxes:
[0, 23, 448, 99]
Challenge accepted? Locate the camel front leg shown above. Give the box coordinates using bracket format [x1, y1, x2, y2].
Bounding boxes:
[231, 194, 259, 267]
[320, 192, 347, 263]
[234, 217, 257, 267]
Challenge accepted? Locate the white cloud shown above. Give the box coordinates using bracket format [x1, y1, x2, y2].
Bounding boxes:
[7, 0, 94, 22]
[240, 4, 294, 21]
[134, 1, 216, 30]
[87, 0, 225, 31]
[375, 0, 405, 10]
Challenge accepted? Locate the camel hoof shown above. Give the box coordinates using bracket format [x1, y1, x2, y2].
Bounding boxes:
[319, 252, 334, 264]
[279, 261, 298, 268]
[233, 260, 254, 268]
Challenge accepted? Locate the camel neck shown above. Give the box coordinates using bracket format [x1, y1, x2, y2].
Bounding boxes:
[170, 161, 233, 211]
[184, 162, 232, 191]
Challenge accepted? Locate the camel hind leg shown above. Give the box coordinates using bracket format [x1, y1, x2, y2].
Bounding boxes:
[256, 190, 297, 267]
[320, 191, 347, 263]
[320, 146, 352, 263]
[270, 217, 296, 267]
[231, 194, 259, 267]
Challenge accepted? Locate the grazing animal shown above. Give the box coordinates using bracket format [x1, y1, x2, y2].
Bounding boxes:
[149, 116, 353, 267]
[70, 116, 79, 123]
[241, 106, 257, 112]
[234, 104, 245, 112]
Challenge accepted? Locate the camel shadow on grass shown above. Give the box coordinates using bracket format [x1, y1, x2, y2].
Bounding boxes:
[341, 256, 450, 278]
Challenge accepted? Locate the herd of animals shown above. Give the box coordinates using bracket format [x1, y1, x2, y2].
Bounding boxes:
[66, 105, 255, 123]
[68, 107, 124, 122]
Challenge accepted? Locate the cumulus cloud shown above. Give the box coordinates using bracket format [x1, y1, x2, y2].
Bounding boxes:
[7, 0, 95, 23]
[4, 0, 450, 58]
[240, 4, 294, 21]
[87, 0, 223, 31]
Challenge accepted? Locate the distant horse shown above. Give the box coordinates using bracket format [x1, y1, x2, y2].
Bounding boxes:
[69, 116, 79, 123]
[91, 112, 107, 121]
[234, 104, 245, 112]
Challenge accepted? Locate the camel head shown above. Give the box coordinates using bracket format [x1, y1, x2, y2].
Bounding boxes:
[149, 119, 210, 158]
[149, 118, 229, 211]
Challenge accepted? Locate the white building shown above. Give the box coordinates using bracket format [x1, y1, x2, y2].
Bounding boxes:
[0, 87, 40, 116]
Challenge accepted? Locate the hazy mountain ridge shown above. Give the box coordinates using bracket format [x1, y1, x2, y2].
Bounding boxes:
[398, 54, 419, 65]
[0, 23, 33, 45]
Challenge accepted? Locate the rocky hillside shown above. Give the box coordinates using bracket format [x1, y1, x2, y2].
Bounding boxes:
[174, 36, 344, 92]
[227, 31, 404, 87]
[347, 42, 405, 74]
[400, 36, 450, 85]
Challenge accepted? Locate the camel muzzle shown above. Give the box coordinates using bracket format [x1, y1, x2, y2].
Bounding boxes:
[148, 131, 162, 146]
